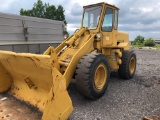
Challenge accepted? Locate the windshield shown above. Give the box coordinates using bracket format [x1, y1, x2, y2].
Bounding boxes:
[82, 6, 102, 29]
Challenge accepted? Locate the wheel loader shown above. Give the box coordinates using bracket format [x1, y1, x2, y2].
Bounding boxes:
[0, 2, 136, 120]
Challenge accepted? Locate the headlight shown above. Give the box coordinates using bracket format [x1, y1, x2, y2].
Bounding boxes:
[96, 33, 101, 38]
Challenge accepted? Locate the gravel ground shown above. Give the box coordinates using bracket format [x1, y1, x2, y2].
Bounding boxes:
[0, 49, 160, 120]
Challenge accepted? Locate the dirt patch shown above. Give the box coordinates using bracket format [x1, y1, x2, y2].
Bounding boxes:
[0, 93, 42, 120]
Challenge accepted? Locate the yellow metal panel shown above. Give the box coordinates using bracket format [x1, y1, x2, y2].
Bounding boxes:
[102, 48, 111, 55]
[42, 67, 73, 120]
[118, 42, 128, 47]
[44, 46, 60, 70]
[64, 34, 95, 87]
[107, 49, 122, 70]
[0, 62, 12, 93]
[83, 2, 119, 10]
[0, 51, 53, 110]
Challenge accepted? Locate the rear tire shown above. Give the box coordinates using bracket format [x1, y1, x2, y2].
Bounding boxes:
[118, 50, 136, 79]
[75, 53, 110, 99]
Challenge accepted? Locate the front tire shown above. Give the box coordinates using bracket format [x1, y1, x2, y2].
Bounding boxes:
[118, 50, 136, 79]
[75, 53, 110, 99]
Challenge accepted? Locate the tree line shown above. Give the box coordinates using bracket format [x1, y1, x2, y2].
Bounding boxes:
[132, 35, 156, 47]
[20, 0, 67, 25]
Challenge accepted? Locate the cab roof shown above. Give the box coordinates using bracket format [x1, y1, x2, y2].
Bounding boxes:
[83, 2, 119, 10]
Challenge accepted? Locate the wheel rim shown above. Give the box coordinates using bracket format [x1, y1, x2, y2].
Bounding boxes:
[94, 64, 107, 90]
[129, 57, 136, 74]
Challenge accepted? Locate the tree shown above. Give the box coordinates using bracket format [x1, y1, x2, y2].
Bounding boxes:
[56, 5, 67, 24]
[133, 35, 144, 45]
[20, 0, 45, 18]
[144, 38, 156, 47]
[44, 3, 56, 20]
[20, 0, 67, 25]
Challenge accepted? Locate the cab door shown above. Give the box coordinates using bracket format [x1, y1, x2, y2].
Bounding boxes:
[101, 7, 114, 47]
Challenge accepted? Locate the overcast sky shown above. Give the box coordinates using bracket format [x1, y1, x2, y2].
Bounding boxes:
[0, 0, 160, 40]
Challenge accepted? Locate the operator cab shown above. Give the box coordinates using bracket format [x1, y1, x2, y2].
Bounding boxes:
[82, 2, 119, 31]
[82, 2, 120, 46]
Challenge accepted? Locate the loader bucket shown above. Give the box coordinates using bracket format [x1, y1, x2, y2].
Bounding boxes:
[0, 50, 73, 120]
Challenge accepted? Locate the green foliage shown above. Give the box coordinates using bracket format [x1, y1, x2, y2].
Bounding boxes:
[133, 35, 144, 45]
[44, 3, 56, 20]
[144, 38, 156, 47]
[154, 44, 160, 50]
[132, 42, 144, 47]
[20, 0, 67, 25]
[132, 35, 158, 48]
[56, 5, 67, 24]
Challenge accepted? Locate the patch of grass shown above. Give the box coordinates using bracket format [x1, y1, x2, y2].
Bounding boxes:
[154, 44, 160, 50]
[132, 43, 144, 47]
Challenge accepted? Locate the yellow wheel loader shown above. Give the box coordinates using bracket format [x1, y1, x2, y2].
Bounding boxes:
[0, 2, 136, 120]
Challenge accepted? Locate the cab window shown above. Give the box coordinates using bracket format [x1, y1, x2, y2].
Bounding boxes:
[114, 10, 118, 30]
[102, 8, 113, 32]
[82, 6, 102, 29]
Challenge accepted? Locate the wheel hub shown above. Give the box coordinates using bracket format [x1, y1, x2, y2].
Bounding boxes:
[129, 57, 136, 74]
[94, 64, 107, 90]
